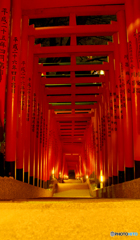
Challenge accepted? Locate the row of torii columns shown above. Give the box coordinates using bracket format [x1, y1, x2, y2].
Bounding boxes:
[0, 0, 140, 188]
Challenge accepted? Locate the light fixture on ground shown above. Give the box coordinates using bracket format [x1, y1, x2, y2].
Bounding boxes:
[100, 70, 105, 75]
[51, 167, 54, 179]
[100, 170, 104, 188]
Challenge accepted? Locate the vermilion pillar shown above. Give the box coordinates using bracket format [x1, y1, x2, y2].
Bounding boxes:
[39, 84, 43, 188]
[0, 0, 10, 136]
[91, 115, 95, 179]
[118, 9, 134, 181]
[109, 53, 118, 184]
[98, 101, 103, 186]
[5, 0, 21, 178]
[30, 56, 38, 185]
[35, 72, 40, 187]
[62, 153, 65, 178]
[42, 86, 46, 188]
[16, 15, 28, 181]
[126, 0, 140, 178]
[104, 83, 109, 187]
[93, 116, 96, 180]
[114, 33, 125, 183]
[44, 96, 48, 188]
[25, 35, 34, 183]
[47, 109, 51, 188]
[105, 72, 112, 186]
[95, 107, 100, 188]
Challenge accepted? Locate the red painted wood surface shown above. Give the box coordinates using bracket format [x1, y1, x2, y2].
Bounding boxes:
[0, 0, 10, 129]
[3, 0, 140, 186]
[5, 0, 22, 165]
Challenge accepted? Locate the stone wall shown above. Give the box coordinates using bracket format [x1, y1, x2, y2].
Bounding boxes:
[88, 178, 140, 198]
[0, 177, 53, 200]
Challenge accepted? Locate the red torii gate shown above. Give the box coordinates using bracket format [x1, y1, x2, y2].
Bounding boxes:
[0, 0, 140, 189]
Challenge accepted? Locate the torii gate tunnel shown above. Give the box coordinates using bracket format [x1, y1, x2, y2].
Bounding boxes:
[0, 0, 140, 189]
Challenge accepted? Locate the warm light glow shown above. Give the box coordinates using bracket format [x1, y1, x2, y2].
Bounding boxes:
[100, 70, 104, 75]
[52, 167, 54, 175]
[64, 174, 68, 179]
[87, 56, 92, 59]
[86, 175, 88, 179]
[100, 170, 104, 182]
[41, 72, 46, 76]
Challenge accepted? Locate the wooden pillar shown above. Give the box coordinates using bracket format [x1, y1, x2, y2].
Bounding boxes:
[5, 0, 21, 178]
[109, 53, 118, 184]
[113, 33, 125, 183]
[47, 109, 51, 188]
[16, 15, 28, 182]
[34, 72, 40, 187]
[44, 98, 48, 187]
[95, 106, 100, 188]
[104, 83, 109, 186]
[30, 56, 38, 185]
[25, 35, 34, 183]
[131, 0, 140, 178]
[105, 71, 112, 186]
[42, 86, 46, 188]
[118, 9, 134, 181]
[39, 84, 44, 187]
[0, 0, 10, 134]
[99, 101, 103, 187]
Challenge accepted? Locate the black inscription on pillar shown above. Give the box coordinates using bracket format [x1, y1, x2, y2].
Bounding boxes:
[0, 8, 8, 83]
[43, 119, 45, 148]
[32, 93, 36, 132]
[36, 103, 40, 138]
[107, 105, 111, 137]
[40, 112, 43, 144]
[11, 37, 19, 94]
[113, 92, 117, 131]
[20, 61, 26, 110]
[115, 84, 120, 121]
[26, 77, 31, 121]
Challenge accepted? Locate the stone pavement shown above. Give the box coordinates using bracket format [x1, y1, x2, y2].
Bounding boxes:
[0, 199, 140, 240]
[53, 188, 92, 198]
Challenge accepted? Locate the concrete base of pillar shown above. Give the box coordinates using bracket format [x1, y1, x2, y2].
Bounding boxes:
[118, 171, 124, 183]
[112, 176, 118, 185]
[30, 176, 33, 185]
[135, 161, 140, 179]
[35, 178, 38, 187]
[24, 172, 28, 183]
[0, 152, 4, 177]
[42, 181, 44, 188]
[96, 179, 100, 188]
[16, 169, 23, 181]
[125, 167, 134, 181]
[39, 179, 43, 188]
[104, 179, 108, 187]
[108, 177, 112, 186]
[5, 161, 15, 178]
